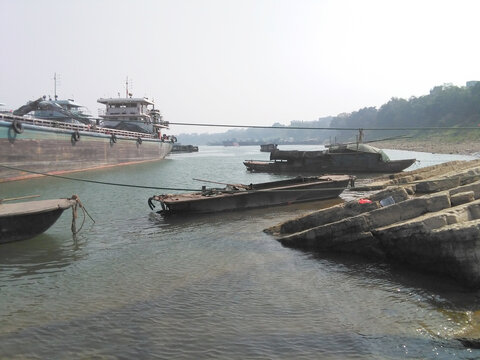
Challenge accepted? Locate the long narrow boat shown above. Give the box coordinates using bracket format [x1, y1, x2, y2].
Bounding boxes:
[0, 197, 78, 244]
[244, 143, 416, 174]
[148, 175, 353, 216]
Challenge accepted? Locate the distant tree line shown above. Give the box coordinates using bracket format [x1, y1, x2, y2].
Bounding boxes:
[329, 82, 480, 143]
[177, 83, 480, 145]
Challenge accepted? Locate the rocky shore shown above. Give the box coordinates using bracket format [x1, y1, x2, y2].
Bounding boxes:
[267, 159, 480, 289]
[370, 137, 480, 156]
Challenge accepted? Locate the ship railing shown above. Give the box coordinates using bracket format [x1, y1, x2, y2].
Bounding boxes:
[0, 113, 163, 139]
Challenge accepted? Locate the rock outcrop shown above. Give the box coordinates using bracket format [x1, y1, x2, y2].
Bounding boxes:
[266, 159, 480, 288]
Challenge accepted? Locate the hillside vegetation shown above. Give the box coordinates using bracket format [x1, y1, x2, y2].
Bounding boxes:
[177, 83, 480, 145]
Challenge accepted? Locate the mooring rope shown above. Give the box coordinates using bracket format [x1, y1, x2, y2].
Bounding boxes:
[0, 164, 356, 193]
[0, 194, 40, 203]
[0, 164, 199, 191]
[68, 194, 96, 241]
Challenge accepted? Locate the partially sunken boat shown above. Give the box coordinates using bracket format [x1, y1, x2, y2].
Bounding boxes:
[0, 82, 174, 182]
[244, 142, 416, 174]
[0, 196, 78, 244]
[266, 159, 480, 289]
[148, 175, 353, 216]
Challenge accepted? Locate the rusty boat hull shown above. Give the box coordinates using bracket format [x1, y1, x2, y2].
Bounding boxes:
[244, 144, 416, 175]
[0, 115, 173, 182]
[148, 175, 353, 216]
[244, 157, 416, 174]
[0, 198, 77, 243]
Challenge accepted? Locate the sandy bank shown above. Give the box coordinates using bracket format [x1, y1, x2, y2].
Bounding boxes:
[369, 138, 480, 156]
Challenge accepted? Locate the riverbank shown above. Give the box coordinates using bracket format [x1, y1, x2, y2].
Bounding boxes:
[370, 137, 480, 156]
[268, 158, 480, 289]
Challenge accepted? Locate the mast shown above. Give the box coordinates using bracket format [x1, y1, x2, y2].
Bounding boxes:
[358, 128, 364, 144]
[54, 73, 58, 100]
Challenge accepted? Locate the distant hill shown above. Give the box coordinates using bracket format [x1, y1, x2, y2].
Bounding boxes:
[176, 82, 480, 145]
[176, 117, 333, 146]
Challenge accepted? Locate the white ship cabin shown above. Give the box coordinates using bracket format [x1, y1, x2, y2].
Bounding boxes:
[97, 97, 167, 127]
[32, 97, 93, 123]
[97, 97, 154, 121]
[38, 98, 86, 115]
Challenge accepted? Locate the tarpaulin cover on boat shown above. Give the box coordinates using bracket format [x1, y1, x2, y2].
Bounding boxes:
[330, 144, 391, 162]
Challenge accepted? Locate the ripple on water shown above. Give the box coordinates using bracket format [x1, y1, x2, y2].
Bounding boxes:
[1, 147, 480, 359]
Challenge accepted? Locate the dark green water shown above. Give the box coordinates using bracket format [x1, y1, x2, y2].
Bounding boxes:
[1, 146, 480, 359]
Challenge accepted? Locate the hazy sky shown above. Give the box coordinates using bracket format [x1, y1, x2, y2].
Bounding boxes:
[2, 0, 480, 134]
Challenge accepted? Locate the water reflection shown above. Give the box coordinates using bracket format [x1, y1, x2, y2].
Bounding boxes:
[1, 146, 480, 359]
[0, 233, 85, 280]
[300, 249, 480, 346]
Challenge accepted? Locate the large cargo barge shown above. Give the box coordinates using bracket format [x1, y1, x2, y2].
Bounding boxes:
[0, 92, 174, 182]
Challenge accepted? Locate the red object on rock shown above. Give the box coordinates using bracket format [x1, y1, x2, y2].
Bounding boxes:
[358, 199, 372, 204]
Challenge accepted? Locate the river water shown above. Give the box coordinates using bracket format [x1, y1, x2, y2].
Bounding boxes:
[1, 145, 480, 359]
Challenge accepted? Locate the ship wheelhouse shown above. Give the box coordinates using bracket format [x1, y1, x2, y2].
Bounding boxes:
[98, 98, 153, 122]
[97, 97, 168, 134]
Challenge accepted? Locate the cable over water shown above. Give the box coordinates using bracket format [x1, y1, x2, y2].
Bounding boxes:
[168, 122, 480, 131]
[0, 165, 355, 194]
[0, 164, 198, 191]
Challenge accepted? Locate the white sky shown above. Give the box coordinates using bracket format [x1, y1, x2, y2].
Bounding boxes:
[2, 0, 480, 135]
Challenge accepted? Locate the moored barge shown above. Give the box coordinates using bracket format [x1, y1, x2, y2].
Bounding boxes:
[148, 175, 353, 216]
[0, 92, 174, 182]
[244, 143, 416, 174]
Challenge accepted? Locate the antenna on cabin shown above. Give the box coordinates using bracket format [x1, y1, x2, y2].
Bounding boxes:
[54, 73, 58, 100]
[53, 73, 62, 101]
[125, 77, 134, 98]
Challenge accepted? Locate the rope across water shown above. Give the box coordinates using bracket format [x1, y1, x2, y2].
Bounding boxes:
[0, 164, 199, 191]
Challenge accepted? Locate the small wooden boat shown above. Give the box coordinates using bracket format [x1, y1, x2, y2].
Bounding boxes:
[0, 196, 78, 244]
[148, 175, 353, 216]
